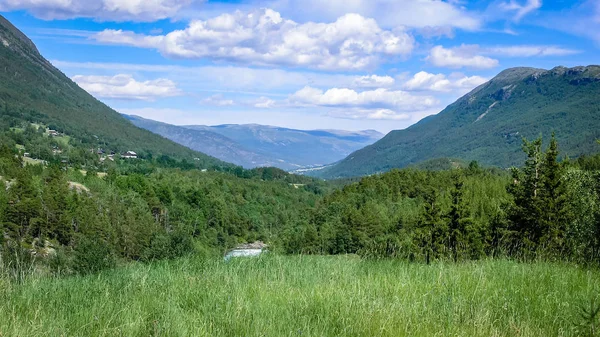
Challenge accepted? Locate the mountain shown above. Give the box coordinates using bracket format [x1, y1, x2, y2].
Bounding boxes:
[126, 115, 383, 170]
[124, 115, 278, 168]
[317, 66, 600, 178]
[0, 15, 228, 168]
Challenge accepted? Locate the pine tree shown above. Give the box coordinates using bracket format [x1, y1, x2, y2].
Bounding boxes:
[538, 133, 570, 253]
[417, 188, 446, 263]
[507, 137, 544, 252]
[447, 177, 476, 261]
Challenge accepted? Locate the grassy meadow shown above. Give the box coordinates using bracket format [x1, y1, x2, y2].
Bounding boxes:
[1, 255, 599, 336]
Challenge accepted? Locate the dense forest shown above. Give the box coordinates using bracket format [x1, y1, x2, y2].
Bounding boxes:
[2, 109, 600, 278]
[285, 134, 600, 264]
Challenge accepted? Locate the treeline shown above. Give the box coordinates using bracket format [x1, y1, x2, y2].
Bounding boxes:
[281, 135, 600, 264]
[0, 140, 321, 276]
[3, 123, 600, 278]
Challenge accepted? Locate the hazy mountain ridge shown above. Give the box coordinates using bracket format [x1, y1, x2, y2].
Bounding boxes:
[316, 65, 600, 178]
[126, 116, 383, 170]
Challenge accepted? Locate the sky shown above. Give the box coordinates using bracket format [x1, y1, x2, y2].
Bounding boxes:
[0, 0, 598, 133]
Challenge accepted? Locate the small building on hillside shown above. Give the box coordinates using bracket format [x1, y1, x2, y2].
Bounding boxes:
[121, 151, 138, 159]
[47, 130, 60, 137]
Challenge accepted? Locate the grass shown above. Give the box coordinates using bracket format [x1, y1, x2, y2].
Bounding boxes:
[1, 255, 599, 336]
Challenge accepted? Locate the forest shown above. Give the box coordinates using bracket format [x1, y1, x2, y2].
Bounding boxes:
[2, 110, 600, 278]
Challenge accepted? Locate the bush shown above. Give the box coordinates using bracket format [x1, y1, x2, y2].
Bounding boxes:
[72, 237, 116, 275]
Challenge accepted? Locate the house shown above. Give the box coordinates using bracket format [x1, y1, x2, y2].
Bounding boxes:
[121, 151, 138, 159]
[23, 152, 30, 158]
[47, 130, 60, 137]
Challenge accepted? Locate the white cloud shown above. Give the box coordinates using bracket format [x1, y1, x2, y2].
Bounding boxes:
[426, 44, 580, 69]
[499, 0, 542, 21]
[72, 74, 181, 101]
[202, 94, 234, 106]
[486, 45, 580, 57]
[289, 86, 438, 113]
[403, 71, 487, 92]
[427, 45, 499, 69]
[53, 60, 358, 92]
[353, 75, 395, 88]
[253, 97, 276, 108]
[0, 0, 193, 22]
[330, 108, 410, 120]
[92, 8, 415, 70]
[269, 0, 481, 31]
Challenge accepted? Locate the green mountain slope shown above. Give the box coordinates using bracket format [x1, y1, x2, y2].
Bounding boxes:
[318, 66, 600, 178]
[0, 15, 228, 168]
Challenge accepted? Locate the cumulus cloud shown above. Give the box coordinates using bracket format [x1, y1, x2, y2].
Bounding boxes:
[427, 45, 499, 69]
[92, 8, 415, 71]
[353, 75, 395, 88]
[202, 94, 234, 106]
[403, 71, 487, 92]
[289, 86, 439, 112]
[72, 74, 181, 101]
[0, 0, 192, 22]
[499, 0, 542, 21]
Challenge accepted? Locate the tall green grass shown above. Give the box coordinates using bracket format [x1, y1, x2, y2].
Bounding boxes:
[1, 255, 599, 336]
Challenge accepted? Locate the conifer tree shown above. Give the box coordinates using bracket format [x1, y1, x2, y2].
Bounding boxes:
[417, 188, 446, 263]
[447, 177, 475, 261]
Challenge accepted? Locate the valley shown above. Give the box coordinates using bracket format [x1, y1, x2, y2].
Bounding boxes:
[1, 6, 600, 337]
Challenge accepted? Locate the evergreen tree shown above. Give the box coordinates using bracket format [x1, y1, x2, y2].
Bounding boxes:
[417, 188, 446, 263]
[507, 137, 544, 253]
[539, 133, 570, 254]
[447, 178, 475, 261]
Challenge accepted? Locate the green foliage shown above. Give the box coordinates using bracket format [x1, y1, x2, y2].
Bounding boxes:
[72, 236, 116, 275]
[506, 134, 571, 258]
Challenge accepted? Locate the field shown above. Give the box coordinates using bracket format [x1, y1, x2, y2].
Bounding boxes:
[1, 256, 599, 337]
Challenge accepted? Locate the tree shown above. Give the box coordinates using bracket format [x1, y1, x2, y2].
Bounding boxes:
[447, 178, 476, 261]
[538, 133, 569, 252]
[507, 134, 572, 257]
[417, 188, 447, 263]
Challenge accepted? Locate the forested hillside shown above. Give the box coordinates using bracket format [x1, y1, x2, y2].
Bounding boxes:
[319, 66, 600, 178]
[284, 136, 600, 263]
[0, 15, 227, 168]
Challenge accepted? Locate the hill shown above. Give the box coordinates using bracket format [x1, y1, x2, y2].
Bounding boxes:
[317, 66, 600, 178]
[126, 115, 383, 170]
[0, 15, 228, 169]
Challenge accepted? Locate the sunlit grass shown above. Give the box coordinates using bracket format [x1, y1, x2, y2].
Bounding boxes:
[1, 255, 598, 336]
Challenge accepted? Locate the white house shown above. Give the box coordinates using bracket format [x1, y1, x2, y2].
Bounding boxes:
[121, 151, 137, 159]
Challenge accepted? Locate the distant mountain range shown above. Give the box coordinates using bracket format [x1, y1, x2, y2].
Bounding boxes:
[316, 65, 600, 178]
[124, 115, 383, 170]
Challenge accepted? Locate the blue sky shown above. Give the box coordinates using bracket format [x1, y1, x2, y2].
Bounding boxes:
[0, 0, 598, 133]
